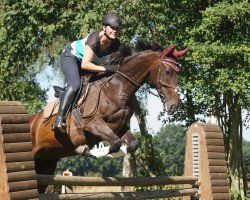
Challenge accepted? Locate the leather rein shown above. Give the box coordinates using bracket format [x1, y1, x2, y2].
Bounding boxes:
[81, 56, 180, 118]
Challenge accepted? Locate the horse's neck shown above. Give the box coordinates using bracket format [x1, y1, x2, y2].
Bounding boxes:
[119, 51, 155, 85]
[110, 51, 156, 101]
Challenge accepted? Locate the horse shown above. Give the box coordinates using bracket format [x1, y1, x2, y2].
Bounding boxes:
[29, 42, 188, 192]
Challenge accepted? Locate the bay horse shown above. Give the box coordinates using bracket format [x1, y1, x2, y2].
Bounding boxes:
[30, 43, 188, 192]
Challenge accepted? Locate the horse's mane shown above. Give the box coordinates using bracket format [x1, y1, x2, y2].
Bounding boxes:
[134, 39, 163, 52]
[109, 39, 163, 64]
[89, 39, 163, 82]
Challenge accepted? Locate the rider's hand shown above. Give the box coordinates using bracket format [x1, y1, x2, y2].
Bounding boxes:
[104, 64, 119, 73]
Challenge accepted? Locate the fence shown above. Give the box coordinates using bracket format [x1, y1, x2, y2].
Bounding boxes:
[0, 101, 230, 199]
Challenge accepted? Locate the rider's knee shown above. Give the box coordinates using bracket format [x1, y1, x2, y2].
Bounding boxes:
[70, 83, 81, 93]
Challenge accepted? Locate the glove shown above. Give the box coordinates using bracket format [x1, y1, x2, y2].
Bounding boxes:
[105, 64, 119, 73]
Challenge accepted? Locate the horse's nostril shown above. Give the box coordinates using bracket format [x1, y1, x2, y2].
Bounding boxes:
[168, 104, 177, 115]
[160, 94, 165, 102]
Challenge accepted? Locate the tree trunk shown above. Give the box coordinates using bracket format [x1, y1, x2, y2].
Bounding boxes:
[121, 95, 146, 191]
[122, 153, 137, 191]
[186, 89, 196, 126]
[132, 95, 149, 136]
[220, 93, 246, 199]
[132, 95, 159, 176]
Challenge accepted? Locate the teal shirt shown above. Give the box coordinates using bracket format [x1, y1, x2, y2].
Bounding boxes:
[70, 32, 120, 65]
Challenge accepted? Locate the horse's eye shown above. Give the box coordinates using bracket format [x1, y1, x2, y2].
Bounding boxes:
[165, 70, 171, 75]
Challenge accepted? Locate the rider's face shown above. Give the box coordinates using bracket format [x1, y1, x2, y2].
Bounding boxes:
[104, 25, 121, 40]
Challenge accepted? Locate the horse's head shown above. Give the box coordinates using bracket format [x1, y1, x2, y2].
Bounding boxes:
[148, 45, 189, 115]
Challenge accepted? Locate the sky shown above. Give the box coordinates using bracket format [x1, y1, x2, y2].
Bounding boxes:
[37, 66, 249, 141]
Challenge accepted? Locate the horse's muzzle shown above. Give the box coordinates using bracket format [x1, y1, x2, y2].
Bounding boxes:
[165, 104, 177, 115]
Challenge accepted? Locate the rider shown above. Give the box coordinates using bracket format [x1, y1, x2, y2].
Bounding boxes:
[52, 12, 122, 133]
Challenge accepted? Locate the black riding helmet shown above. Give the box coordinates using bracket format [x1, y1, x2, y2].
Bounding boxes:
[103, 12, 122, 28]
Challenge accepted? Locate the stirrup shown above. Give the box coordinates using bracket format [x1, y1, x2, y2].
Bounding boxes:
[52, 118, 67, 133]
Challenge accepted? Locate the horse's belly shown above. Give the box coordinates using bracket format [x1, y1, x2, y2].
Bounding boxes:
[31, 114, 62, 154]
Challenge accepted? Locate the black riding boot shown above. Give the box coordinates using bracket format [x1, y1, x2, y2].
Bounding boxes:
[52, 86, 77, 133]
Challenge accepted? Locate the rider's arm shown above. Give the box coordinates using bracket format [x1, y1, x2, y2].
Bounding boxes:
[81, 45, 106, 72]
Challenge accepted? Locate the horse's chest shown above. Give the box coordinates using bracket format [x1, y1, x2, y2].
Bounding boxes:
[106, 107, 133, 125]
[117, 92, 132, 107]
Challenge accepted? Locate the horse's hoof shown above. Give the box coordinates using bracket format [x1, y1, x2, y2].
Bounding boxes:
[127, 140, 139, 153]
[84, 151, 97, 159]
[109, 139, 122, 154]
[75, 145, 97, 159]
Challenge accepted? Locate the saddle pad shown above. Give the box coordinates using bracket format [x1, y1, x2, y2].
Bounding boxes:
[43, 100, 59, 119]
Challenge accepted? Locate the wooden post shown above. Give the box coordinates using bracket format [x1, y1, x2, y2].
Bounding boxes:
[0, 120, 9, 199]
[184, 122, 230, 200]
[0, 101, 39, 200]
[39, 188, 199, 200]
[36, 174, 198, 187]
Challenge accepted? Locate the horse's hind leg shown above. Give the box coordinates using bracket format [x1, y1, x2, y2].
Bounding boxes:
[35, 157, 58, 193]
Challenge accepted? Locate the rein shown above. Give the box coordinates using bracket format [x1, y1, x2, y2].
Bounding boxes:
[80, 68, 141, 119]
[115, 71, 141, 87]
[80, 52, 181, 118]
[81, 74, 115, 118]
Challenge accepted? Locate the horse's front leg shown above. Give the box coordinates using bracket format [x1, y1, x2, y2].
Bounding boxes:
[85, 117, 122, 154]
[119, 125, 139, 153]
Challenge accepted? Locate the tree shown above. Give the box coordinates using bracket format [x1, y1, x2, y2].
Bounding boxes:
[153, 124, 186, 176]
[181, 2, 250, 198]
[243, 140, 250, 176]
[56, 155, 123, 177]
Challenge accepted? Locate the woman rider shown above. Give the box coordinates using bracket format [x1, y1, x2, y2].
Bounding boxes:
[52, 12, 122, 133]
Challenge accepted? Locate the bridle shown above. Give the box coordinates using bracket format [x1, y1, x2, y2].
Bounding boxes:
[114, 55, 180, 104]
[149, 58, 180, 104]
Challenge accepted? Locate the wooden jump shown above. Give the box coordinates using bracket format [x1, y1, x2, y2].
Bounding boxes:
[37, 175, 199, 199]
[0, 101, 39, 200]
[36, 174, 198, 186]
[184, 123, 230, 200]
[39, 188, 199, 200]
[0, 101, 230, 200]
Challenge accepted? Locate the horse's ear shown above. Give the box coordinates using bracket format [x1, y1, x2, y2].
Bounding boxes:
[173, 48, 189, 59]
[160, 45, 176, 58]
